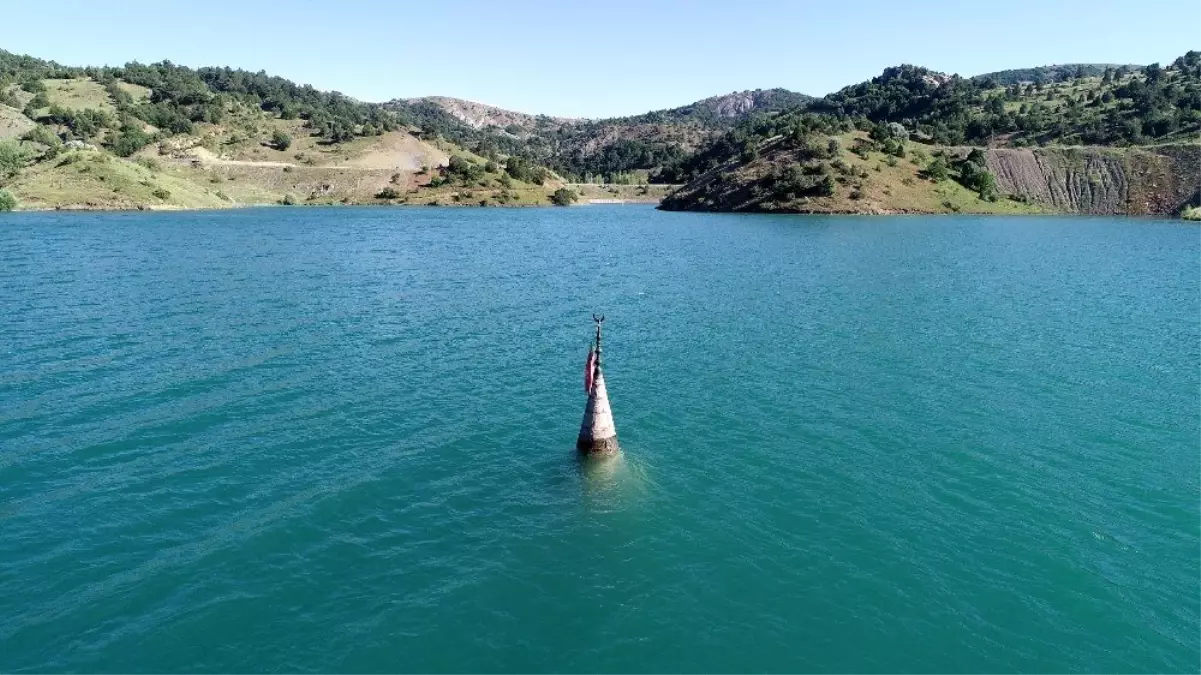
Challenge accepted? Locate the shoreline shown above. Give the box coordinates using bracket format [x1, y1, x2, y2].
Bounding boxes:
[6, 200, 663, 214]
[7, 201, 1193, 219]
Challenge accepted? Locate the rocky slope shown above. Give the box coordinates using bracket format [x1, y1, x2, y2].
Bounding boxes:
[646, 88, 814, 123]
[402, 96, 573, 131]
[983, 145, 1201, 215]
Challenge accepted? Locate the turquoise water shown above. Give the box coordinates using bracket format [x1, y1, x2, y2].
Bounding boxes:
[1, 207, 1197, 673]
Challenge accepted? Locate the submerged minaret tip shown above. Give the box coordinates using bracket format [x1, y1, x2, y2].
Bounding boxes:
[577, 314, 619, 455]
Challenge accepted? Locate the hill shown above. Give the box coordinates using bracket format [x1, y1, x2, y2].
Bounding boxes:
[382, 88, 812, 182]
[0, 49, 577, 210]
[811, 54, 1201, 146]
[661, 52, 1201, 216]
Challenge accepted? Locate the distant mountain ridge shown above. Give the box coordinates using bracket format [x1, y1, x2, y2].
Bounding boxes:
[971, 63, 1143, 85]
[383, 88, 814, 180]
[399, 96, 574, 131]
[397, 88, 813, 128]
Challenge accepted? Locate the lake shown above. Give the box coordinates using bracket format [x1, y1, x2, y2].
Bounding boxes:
[1, 206, 1197, 673]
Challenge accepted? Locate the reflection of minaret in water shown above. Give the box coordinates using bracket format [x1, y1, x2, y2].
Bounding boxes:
[577, 314, 619, 455]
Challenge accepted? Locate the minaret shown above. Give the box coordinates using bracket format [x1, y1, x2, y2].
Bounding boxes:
[577, 315, 619, 455]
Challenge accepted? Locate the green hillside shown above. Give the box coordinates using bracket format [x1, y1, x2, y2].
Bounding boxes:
[0, 48, 574, 211]
[660, 51, 1201, 216]
[2, 45, 1197, 215]
[811, 54, 1201, 146]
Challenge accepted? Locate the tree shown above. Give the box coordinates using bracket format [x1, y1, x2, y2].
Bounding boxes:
[0, 189, 16, 211]
[109, 125, 152, 157]
[271, 129, 292, 150]
[0, 140, 29, 178]
[816, 174, 836, 196]
[19, 78, 46, 94]
[550, 187, 577, 206]
[446, 155, 484, 183]
[925, 155, 950, 181]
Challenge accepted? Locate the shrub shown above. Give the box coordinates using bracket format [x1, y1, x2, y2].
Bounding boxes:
[817, 175, 836, 196]
[109, 126, 153, 157]
[134, 156, 160, 171]
[151, 188, 171, 200]
[953, 150, 999, 201]
[924, 155, 950, 181]
[390, 172, 402, 184]
[550, 187, 577, 206]
[0, 141, 29, 178]
[0, 189, 16, 211]
[376, 187, 401, 199]
[446, 155, 484, 183]
[280, 193, 296, 205]
[21, 125, 60, 147]
[272, 130, 292, 150]
[504, 156, 548, 184]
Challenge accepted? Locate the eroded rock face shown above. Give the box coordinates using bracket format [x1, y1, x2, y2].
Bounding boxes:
[984, 146, 1201, 215]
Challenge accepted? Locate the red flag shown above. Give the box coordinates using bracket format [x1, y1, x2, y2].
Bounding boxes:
[584, 345, 596, 393]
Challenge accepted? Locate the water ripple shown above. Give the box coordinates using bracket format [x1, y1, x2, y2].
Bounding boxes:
[0, 209, 1197, 673]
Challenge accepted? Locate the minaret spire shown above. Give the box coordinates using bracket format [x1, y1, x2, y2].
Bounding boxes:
[577, 314, 619, 455]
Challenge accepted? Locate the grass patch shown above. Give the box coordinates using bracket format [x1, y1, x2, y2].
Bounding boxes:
[116, 81, 151, 103]
[42, 78, 116, 113]
[8, 150, 228, 209]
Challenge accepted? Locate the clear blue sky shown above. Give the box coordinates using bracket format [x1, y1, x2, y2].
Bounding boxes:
[4, 0, 1197, 117]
